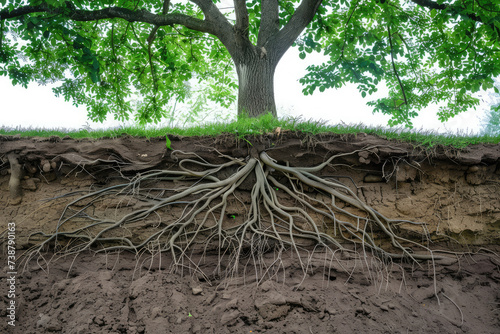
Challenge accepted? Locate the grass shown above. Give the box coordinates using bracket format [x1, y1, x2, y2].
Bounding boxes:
[1, 114, 499, 148]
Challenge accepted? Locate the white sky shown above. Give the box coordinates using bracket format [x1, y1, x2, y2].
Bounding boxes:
[0, 46, 489, 134]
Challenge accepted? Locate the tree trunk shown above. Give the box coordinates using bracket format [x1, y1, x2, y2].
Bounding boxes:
[234, 54, 278, 118]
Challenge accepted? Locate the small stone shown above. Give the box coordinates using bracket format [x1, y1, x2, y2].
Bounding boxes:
[254, 291, 286, 309]
[359, 156, 370, 164]
[412, 285, 436, 301]
[435, 256, 458, 266]
[22, 178, 38, 191]
[468, 165, 480, 173]
[260, 280, 273, 292]
[192, 324, 202, 333]
[37, 314, 51, 328]
[192, 287, 203, 295]
[325, 306, 337, 315]
[42, 162, 51, 173]
[93, 315, 105, 326]
[151, 306, 162, 319]
[101, 271, 113, 281]
[355, 307, 370, 316]
[363, 174, 383, 183]
[358, 151, 370, 159]
[10, 197, 22, 205]
[47, 323, 62, 332]
[225, 298, 238, 309]
[220, 310, 240, 325]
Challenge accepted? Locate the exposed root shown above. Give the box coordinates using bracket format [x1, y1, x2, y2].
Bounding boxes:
[23, 148, 448, 282]
[7, 153, 23, 205]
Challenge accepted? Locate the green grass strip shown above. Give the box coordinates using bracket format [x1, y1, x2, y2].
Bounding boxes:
[1, 114, 498, 149]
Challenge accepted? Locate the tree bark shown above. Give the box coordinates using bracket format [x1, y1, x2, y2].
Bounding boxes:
[234, 52, 278, 118]
[224, 0, 323, 118]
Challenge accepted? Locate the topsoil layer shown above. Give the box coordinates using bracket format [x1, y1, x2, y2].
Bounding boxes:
[1, 132, 500, 333]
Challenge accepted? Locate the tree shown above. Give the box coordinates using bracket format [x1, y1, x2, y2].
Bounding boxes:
[483, 106, 500, 136]
[1, 0, 499, 126]
[481, 80, 500, 136]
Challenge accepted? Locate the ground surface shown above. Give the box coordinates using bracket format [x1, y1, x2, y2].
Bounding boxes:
[1, 132, 500, 333]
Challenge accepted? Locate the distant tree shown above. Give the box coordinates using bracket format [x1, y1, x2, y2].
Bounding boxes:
[481, 83, 500, 136]
[1, 0, 499, 125]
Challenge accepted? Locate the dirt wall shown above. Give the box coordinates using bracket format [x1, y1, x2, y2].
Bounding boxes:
[1, 132, 499, 247]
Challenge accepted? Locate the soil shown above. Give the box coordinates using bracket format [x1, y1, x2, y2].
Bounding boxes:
[1, 132, 500, 333]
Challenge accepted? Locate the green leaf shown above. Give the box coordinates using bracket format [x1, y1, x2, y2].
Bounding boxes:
[90, 71, 99, 83]
[165, 136, 172, 150]
[92, 59, 100, 70]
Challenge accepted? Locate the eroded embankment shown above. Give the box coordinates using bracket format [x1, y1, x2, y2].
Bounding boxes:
[0, 132, 499, 249]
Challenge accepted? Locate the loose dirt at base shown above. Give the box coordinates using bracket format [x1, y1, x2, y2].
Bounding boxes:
[1, 132, 499, 333]
[1, 250, 500, 333]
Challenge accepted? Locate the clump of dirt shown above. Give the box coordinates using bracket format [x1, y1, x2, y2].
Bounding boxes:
[1, 132, 499, 333]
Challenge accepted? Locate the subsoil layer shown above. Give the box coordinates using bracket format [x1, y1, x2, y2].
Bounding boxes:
[3, 250, 500, 334]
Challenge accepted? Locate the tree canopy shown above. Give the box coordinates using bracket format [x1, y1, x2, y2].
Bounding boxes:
[1, 0, 499, 126]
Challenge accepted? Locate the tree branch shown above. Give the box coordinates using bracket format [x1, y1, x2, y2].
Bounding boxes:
[388, 25, 408, 109]
[258, 0, 279, 48]
[411, 0, 500, 42]
[270, 0, 323, 60]
[233, 0, 249, 39]
[162, 0, 171, 15]
[411, 0, 495, 26]
[0, 3, 213, 34]
[189, 0, 235, 49]
[410, 0, 447, 11]
[147, 0, 170, 45]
